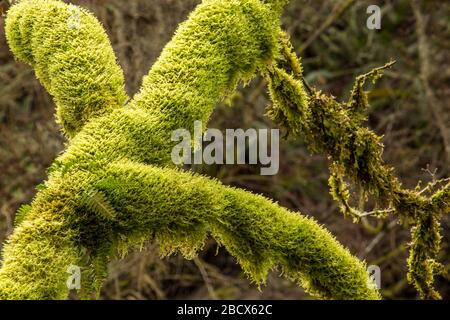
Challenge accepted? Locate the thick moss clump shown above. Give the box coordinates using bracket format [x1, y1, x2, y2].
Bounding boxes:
[5, 0, 128, 138]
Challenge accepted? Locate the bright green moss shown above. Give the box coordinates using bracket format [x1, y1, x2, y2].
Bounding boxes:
[92, 161, 380, 300]
[1, 0, 381, 300]
[0, 176, 87, 299]
[128, 0, 282, 132]
[5, 0, 128, 138]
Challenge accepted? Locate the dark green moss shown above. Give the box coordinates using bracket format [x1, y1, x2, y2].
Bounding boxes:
[265, 37, 449, 299]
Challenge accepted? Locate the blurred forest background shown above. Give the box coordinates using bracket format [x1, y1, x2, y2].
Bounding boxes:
[0, 0, 449, 299]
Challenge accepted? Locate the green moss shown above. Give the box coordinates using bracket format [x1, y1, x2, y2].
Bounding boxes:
[5, 0, 128, 138]
[1, 0, 381, 300]
[0, 177, 86, 299]
[265, 36, 449, 299]
[97, 161, 380, 300]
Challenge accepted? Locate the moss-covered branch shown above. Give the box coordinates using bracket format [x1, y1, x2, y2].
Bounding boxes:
[5, 0, 128, 138]
[0, 0, 382, 299]
[265, 34, 449, 299]
[0, 160, 380, 299]
[100, 161, 380, 300]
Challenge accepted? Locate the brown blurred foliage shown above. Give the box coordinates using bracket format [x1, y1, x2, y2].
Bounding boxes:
[0, 0, 448, 299]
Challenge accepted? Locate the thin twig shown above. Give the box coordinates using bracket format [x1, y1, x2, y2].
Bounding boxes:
[411, 0, 450, 163]
[193, 257, 218, 299]
[357, 208, 395, 218]
[299, 0, 356, 53]
[363, 220, 397, 256]
[418, 178, 450, 195]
